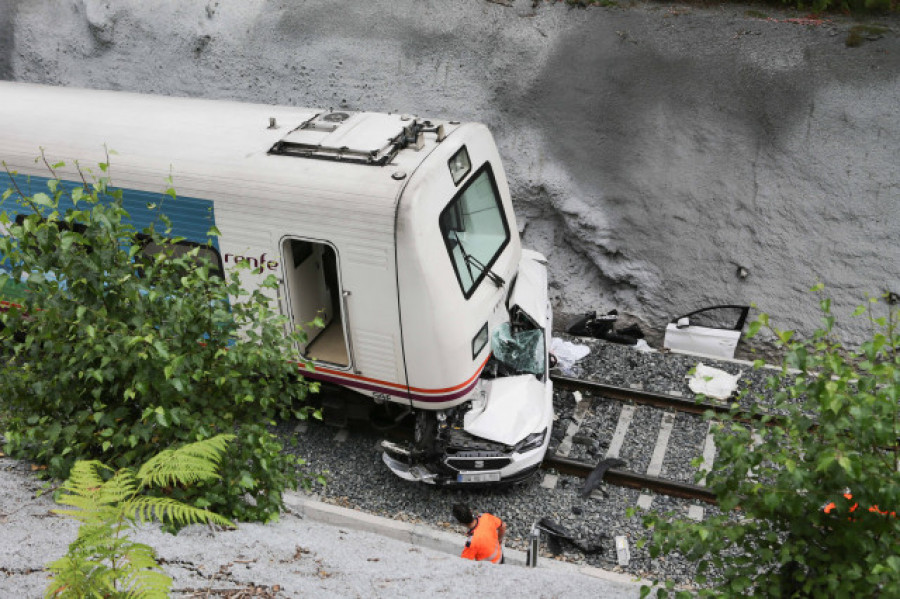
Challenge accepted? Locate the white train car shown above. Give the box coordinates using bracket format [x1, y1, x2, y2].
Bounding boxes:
[0, 82, 553, 485]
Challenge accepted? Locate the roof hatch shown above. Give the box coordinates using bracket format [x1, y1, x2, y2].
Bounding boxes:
[268, 111, 446, 166]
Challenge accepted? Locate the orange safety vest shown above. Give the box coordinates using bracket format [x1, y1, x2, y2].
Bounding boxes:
[461, 513, 504, 563]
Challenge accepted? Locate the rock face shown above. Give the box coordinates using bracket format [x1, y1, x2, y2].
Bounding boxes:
[4, 0, 899, 346]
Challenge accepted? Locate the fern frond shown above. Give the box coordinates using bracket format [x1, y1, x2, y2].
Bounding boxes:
[53, 499, 120, 526]
[98, 468, 139, 506]
[48, 437, 234, 598]
[44, 553, 102, 598]
[44, 551, 116, 599]
[123, 569, 172, 599]
[116, 543, 172, 599]
[127, 496, 233, 528]
[136, 434, 233, 490]
[61, 460, 112, 493]
[69, 521, 119, 551]
[54, 463, 138, 526]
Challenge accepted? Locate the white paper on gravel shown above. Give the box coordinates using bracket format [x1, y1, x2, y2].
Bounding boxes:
[550, 337, 590, 374]
[633, 339, 655, 353]
[687, 363, 742, 400]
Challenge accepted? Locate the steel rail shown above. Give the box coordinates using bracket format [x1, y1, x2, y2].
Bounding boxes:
[542, 452, 718, 505]
[551, 374, 792, 432]
[551, 374, 730, 416]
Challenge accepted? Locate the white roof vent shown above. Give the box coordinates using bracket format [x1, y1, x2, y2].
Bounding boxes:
[268, 111, 445, 166]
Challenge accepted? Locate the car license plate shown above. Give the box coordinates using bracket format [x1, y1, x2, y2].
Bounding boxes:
[457, 471, 501, 483]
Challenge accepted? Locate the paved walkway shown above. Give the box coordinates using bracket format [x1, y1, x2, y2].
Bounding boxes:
[0, 459, 646, 597]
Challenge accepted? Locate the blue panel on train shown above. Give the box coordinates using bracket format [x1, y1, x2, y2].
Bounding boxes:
[2, 173, 217, 247]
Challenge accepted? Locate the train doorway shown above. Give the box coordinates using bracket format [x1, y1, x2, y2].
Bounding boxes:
[281, 238, 349, 367]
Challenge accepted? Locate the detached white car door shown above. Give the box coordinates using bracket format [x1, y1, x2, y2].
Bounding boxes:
[663, 305, 750, 360]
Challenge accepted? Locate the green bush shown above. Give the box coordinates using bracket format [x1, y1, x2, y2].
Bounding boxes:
[636, 287, 900, 597]
[46, 434, 234, 599]
[0, 158, 321, 524]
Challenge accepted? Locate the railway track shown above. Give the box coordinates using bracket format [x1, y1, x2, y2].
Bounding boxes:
[543, 373, 724, 513]
[323, 373, 734, 511]
[541, 452, 717, 505]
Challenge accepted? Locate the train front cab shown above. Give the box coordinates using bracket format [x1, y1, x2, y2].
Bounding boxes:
[382, 123, 554, 485]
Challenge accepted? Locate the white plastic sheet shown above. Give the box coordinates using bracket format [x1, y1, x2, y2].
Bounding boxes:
[634, 339, 656, 353]
[687, 363, 742, 400]
[550, 337, 590, 375]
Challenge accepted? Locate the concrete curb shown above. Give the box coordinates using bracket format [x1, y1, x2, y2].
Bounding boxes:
[282, 491, 647, 588]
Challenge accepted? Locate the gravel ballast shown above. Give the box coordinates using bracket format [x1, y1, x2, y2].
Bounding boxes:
[280, 337, 783, 586]
[0, 338, 782, 596]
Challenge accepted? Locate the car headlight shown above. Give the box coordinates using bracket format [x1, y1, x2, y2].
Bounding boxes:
[515, 428, 547, 453]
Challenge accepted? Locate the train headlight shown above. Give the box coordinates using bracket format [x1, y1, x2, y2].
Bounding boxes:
[448, 146, 471, 185]
[515, 428, 547, 454]
[472, 322, 489, 359]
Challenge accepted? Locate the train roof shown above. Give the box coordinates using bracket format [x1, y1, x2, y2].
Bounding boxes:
[0, 82, 463, 204]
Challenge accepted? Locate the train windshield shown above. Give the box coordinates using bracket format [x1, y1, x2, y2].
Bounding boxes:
[439, 163, 510, 298]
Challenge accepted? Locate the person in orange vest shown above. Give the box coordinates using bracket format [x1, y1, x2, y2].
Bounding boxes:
[452, 503, 506, 564]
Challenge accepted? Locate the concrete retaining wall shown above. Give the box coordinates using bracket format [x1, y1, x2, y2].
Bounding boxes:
[3, 0, 898, 348]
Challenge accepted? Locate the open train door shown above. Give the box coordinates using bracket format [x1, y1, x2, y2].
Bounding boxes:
[281, 237, 350, 367]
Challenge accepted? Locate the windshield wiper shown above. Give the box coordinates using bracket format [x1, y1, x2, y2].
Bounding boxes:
[451, 231, 505, 288]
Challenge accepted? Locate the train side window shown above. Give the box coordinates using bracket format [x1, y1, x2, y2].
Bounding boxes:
[12, 214, 89, 253]
[0, 216, 92, 302]
[136, 235, 224, 278]
[13, 213, 88, 235]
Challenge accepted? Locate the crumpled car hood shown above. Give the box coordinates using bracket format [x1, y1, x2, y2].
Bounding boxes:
[463, 375, 546, 445]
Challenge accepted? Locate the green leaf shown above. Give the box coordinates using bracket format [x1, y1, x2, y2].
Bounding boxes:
[837, 455, 852, 473]
[747, 321, 761, 337]
[776, 329, 794, 344]
[2, 160, 319, 530]
[32, 192, 53, 207]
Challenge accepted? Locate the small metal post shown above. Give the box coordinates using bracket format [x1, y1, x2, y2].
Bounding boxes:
[526, 522, 541, 567]
[615, 535, 631, 566]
